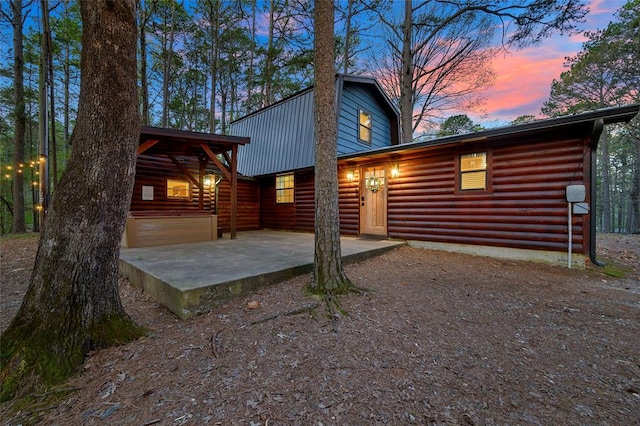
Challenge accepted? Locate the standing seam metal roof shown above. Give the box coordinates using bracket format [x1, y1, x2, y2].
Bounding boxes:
[231, 74, 400, 177]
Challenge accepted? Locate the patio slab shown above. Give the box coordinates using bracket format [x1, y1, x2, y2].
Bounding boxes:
[118, 230, 404, 318]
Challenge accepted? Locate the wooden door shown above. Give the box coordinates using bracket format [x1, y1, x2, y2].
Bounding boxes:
[360, 167, 387, 236]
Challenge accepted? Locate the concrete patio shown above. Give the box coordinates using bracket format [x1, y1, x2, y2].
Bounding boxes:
[118, 230, 404, 318]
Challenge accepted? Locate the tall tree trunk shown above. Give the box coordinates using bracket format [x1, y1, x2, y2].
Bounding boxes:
[631, 134, 640, 234]
[220, 76, 227, 134]
[601, 131, 612, 233]
[63, 30, 70, 164]
[1, 0, 144, 401]
[161, 0, 175, 127]
[400, 0, 413, 143]
[342, 0, 353, 75]
[42, 0, 57, 188]
[245, 0, 256, 114]
[11, 0, 26, 233]
[138, 0, 150, 126]
[38, 17, 49, 224]
[263, 0, 275, 107]
[310, 0, 352, 295]
[208, 0, 219, 133]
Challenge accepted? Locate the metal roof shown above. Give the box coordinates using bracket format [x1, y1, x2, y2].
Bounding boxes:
[338, 103, 640, 162]
[231, 74, 400, 177]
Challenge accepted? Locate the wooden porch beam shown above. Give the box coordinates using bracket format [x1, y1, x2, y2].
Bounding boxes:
[167, 154, 200, 188]
[199, 143, 231, 181]
[221, 151, 232, 166]
[137, 138, 160, 155]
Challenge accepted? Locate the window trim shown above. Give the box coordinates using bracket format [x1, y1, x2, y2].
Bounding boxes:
[275, 172, 295, 204]
[358, 108, 372, 144]
[455, 150, 492, 194]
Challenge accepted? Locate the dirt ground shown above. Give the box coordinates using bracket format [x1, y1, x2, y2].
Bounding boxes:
[1, 233, 639, 425]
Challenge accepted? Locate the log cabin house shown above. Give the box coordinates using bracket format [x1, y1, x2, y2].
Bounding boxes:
[127, 74, 638, 268]
[228, 75, 639, 268]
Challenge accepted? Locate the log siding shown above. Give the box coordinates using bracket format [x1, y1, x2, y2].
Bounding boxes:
[256, 134, 591, 255]
[387, 136, 588, 253]
[131, 154, 260, 232]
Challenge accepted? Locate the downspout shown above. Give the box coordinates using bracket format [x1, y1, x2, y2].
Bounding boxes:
[590, 119, 605, 266]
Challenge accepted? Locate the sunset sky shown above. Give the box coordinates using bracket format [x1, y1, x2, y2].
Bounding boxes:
[470, 0, 626, 126]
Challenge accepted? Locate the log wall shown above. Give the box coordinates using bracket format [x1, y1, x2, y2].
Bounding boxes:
[131, 154, 260, 231]
[217, 178, 260, 231]
[131, 155, 211, 211]
[256, 133, 590, 255]
[385, 136, 588, 253]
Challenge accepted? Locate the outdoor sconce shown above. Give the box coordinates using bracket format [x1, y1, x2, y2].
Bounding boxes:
[346, 170, 355, 182]
[390, 165, 400, 178]
[203, 174, 213, 186]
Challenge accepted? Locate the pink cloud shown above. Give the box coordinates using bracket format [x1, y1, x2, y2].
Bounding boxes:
[468, 0, 626, 125]
[478, 49, 567, 120]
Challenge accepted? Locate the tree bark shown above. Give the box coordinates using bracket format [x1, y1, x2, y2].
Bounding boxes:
[600, 130, 612, 233]
[11, 0, 26, 233]
[310, 0, 352, 295]
[138, 0, 151, 126]
[41, 0, 58, 188]
[161, 0, 176, 127]
[1, 0, 144, 401]
[631, 130, 640, 234]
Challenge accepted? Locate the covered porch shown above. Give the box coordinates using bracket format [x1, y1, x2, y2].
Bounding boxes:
[123, 126, 250, 248]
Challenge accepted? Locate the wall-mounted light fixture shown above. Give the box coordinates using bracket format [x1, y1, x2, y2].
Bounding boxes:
[203, 174, 213, 186]
[346, 170, 355, 182]
[390, 165, 400, 178]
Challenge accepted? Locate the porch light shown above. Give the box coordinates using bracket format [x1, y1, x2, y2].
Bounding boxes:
[203, 174, 213, 186]
[346, 170, 355, 182]
[390, 166, 399, 178]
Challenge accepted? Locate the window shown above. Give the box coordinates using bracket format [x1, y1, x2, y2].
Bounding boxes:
[459, 152, 487, 190]
[358, 109, 372, 143]
[167, 179, 191, 199]
[276, 173, 294, 203]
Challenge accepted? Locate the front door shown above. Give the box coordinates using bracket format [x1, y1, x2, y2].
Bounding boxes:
[360, 167, 387, 236]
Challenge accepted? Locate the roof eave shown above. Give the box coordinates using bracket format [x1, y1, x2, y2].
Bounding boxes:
[339, 104, 640, 161]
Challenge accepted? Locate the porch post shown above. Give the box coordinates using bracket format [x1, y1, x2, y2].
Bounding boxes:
[198, 158, 206, 210]
[231, 145, 238, 239]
